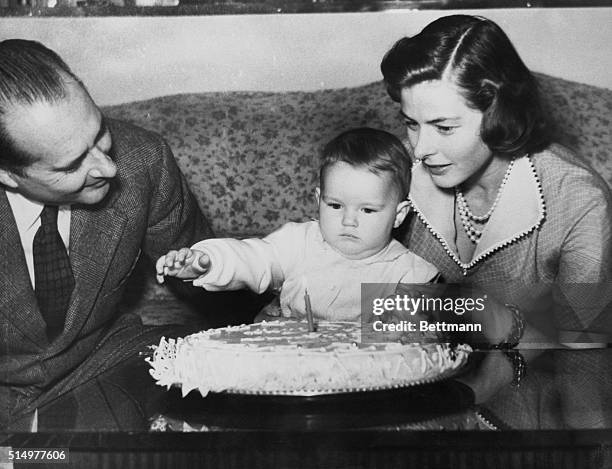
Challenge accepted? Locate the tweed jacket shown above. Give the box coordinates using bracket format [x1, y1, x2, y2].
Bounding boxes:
[0, 119, 212, 425]
[404, 144, 612, 344]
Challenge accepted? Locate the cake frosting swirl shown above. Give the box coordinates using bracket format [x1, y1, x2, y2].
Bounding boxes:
[147, 320, 471, 397]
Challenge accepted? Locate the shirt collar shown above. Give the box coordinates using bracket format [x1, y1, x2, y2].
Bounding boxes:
[408, 155, 546, 269]
[5, 190, 44, 232]
[5, 190, 71, 232]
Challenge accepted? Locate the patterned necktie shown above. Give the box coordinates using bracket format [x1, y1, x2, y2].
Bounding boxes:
[33, 205, 74, 340]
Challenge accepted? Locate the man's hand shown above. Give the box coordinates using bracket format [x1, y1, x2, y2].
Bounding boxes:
[155, 248, 210, 283]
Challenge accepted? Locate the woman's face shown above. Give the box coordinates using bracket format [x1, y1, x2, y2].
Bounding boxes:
[400, 79, 494, 189]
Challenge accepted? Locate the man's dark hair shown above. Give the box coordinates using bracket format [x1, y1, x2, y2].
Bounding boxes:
[381, 15, 549, 159]
[320, 127, 412, 199]
[0, 39, 82, 174]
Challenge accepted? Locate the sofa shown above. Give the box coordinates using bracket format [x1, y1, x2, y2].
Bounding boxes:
[102, 73, 612, 327]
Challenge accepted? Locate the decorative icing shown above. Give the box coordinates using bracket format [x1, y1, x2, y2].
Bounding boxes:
[147, 320, 471, 397]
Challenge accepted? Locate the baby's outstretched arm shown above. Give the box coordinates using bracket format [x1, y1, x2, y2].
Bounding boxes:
[155, 247, 211, 283]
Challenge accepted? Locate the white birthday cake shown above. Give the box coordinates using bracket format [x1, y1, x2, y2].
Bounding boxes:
[147, 320, 470, 397]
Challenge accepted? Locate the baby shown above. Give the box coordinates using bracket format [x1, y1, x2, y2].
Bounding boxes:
[156, 127, 438, 321]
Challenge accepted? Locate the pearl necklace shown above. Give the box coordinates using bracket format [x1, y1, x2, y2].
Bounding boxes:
[455, 158, 515, 243]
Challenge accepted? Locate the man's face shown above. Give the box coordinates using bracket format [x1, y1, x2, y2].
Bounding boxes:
[1, 79, 117, 205]
[316, 162, 408, 260]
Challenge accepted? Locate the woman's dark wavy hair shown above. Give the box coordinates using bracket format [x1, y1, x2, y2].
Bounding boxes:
[380, 15, 549, 158]
[320, 127, 412, 199]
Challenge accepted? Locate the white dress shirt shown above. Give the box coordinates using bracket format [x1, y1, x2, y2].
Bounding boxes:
[6, 191, 71, 289]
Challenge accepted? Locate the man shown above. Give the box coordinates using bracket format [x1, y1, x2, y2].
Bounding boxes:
[0, 39, 215, 430]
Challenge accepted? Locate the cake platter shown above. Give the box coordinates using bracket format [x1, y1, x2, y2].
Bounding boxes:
[147, 320, 473, 401]
[212, 357, 470, 397]
[147, 320, 477, 430]
[155, 364, 477, 431]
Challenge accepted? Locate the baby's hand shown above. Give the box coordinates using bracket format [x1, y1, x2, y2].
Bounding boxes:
[155, 248, 210, 283]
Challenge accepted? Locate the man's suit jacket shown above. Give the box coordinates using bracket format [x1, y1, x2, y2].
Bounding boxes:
[0, 119, 212, 426]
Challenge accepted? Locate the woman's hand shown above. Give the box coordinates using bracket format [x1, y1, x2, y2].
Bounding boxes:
[155, 247, 210, 283]
[467, 292, 515, 347]
[455, 350, 515, 404]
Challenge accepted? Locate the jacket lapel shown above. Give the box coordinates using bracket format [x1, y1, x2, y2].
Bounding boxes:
[1, 181, 128, 351]
[408, 162, 457, 255]
[472, 156, 545, 259]
[0, 190, 48, 347]
[61, 194, 128, 342]
[409, 155, 545, 269]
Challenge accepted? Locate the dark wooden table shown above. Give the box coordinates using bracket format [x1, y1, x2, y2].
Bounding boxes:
[3, 348, 612, 468]
[3, 428, 612, 468]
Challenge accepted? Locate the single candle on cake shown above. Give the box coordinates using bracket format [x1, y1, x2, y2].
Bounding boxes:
[302, 277, 315, 332]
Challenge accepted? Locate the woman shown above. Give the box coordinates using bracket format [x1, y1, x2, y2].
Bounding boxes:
[381, 15, 612, 424]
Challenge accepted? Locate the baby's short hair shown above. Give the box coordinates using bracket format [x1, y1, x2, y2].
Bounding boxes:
[320, 127, 412, 198]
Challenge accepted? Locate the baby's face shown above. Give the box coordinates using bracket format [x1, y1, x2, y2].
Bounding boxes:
[317, 162, 407, 260]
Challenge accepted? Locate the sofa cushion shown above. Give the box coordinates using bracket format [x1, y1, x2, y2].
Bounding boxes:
[103, 74, 611, 241]
[537, 74, 612, 185]
[103, 82, 393, 238]
[102, 74, 611, 322]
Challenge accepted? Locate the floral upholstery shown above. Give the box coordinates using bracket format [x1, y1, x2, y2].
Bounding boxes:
[104, 82, 393, 238]
[537, 74, 612, 185]
[102, 74, 612, 321]
[104, 73, 611, 239]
